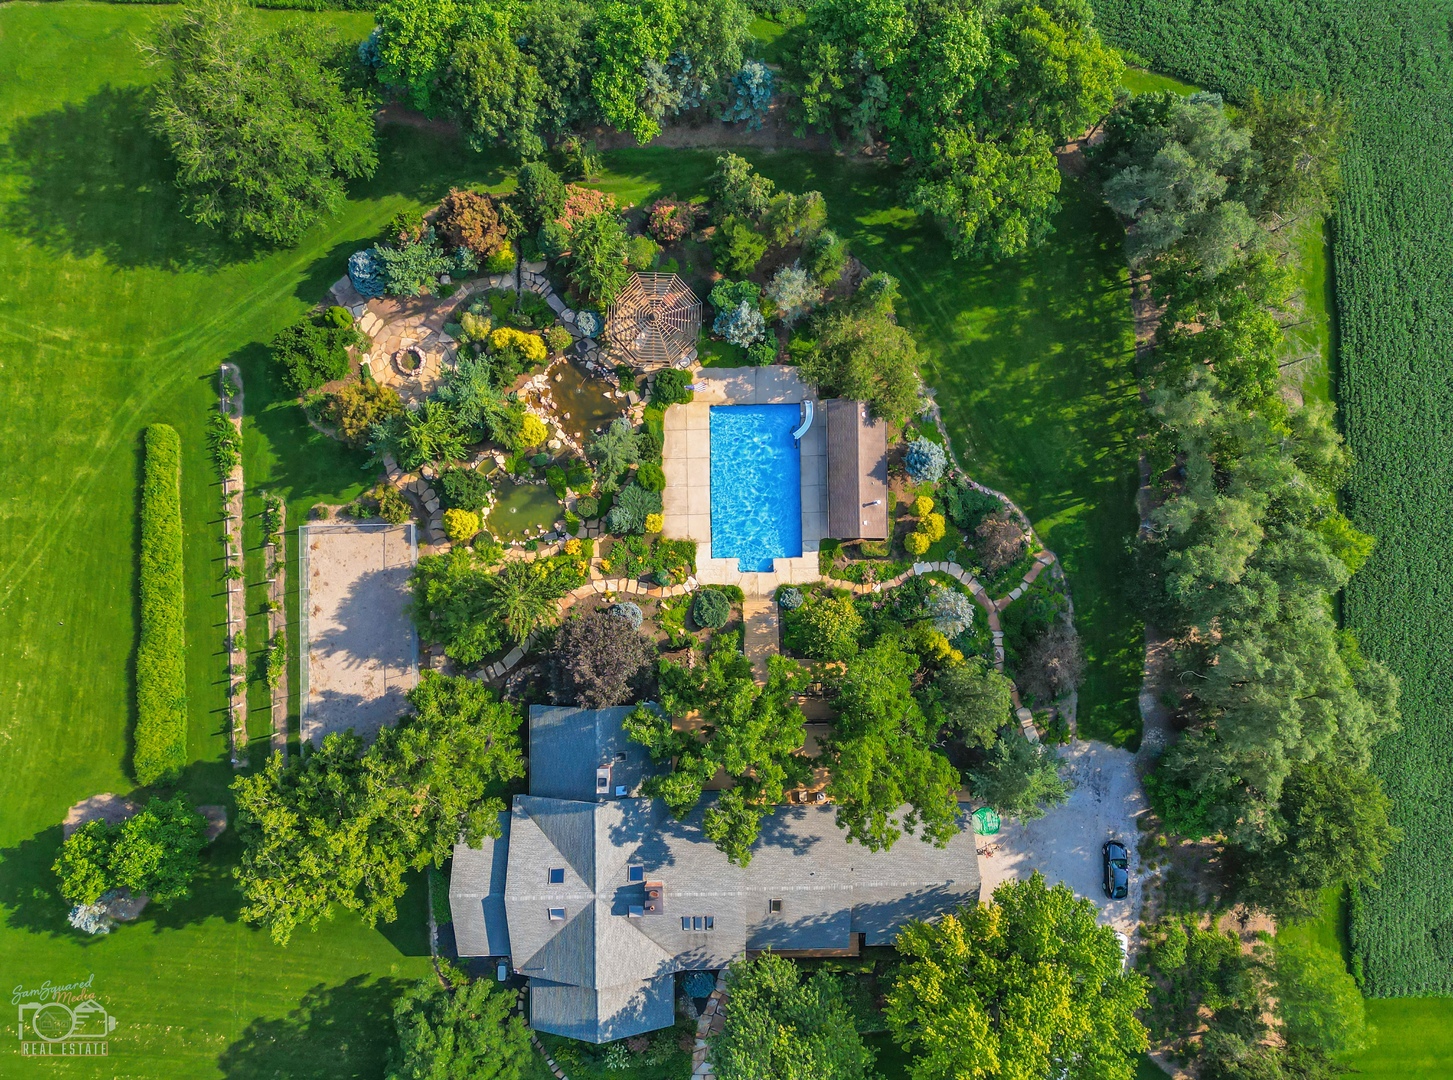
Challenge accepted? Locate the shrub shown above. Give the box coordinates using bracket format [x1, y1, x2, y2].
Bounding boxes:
[377, 483, 411, 524]
[714, 300, 766, 348]
[442, 508, 480, 543]
[545, 325, 573, 353]
[325, 381, 402, 444]
[517, 414, 547, 448]
[576, 310, 603, 338]
[135, 425, 187, 787]
[552, 611, 656, 709]
[557, 184, 618, 230]
[483, 242, 516, 273]
[913, 495, 935, 518]
[722, 59, 774, 129]
[944, 481, 1003, 531]
[607, 483, 662, 534]
[348, 248, 386, 298]
[905, 531, 930, 556]
[926, 583, 975, 638]
[516, 161, 567, 229]
[458, 310, 491, 344]
[538, 221, 571, 260]
[636, 463, 667, 491]
[692, 588, 731, 630]
[376, 230, 455, 296]
[645, 512, 664, 533]
[439, 466, 492, 511]
[777, 586, 803, 610]
[326, 305, 353, 329]
[708, 153, 775, 222]
[977, 512, 1026, 573]
[651, 368, 694, 406]
[270, 315, 354, 394]
[436, 188, 506, 257]
[783, 590, 863, 660]
[765, 261, 821, 325]
[626, 234, 660, 270]
[747, 338, 777, 366]
[922, 512, 947, 543]
[576, 495, 600, 519]
[207, 411, 241, 479]
[712, 215, 768, 274]
[805, 228, 848, 285]
[905, 437, 947, 483]
[609, 601, 644, 629]
[647, 198, 696, 242]
[489, 327, 547, 363]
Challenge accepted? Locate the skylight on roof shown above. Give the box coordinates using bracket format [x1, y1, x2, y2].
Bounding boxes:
[548, 907, 566, 921]
[548, 867, 565, 884]
[628, 865, 645, 883]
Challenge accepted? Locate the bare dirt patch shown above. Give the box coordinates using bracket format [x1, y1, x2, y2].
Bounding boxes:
[301, 523, 419, 746]
[63, 794, 138, 839]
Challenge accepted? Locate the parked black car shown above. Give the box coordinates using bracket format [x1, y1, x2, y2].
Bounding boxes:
[1102, 840, 1129, 899]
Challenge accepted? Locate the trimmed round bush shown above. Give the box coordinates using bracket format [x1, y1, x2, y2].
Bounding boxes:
[922, 512, 947, 543]
[546, 325, 573, 353]
[777, 586, 803, 610]
[442, 507, 480, 543]
[905, 531, 931, 556]
[626, 234, 660, 270]
[520, 415, 548, 446]
[692, 588, 731, 630]
[645, 512, 664, 534]
[326, 305, 353, 329]
[913, 494, 935, 518]
[905, 437, 947, 483]
[609, 601, 644, 629]
[652, 568, 671, 586]
[577, 495, 600, 519]
[636, 463, 666, 492]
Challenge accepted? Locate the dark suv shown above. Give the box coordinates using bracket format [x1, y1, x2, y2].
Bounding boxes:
[1102, 840, 1129, 900]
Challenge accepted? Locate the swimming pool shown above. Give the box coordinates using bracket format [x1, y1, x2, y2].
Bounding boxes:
[709, 404, 803, 572]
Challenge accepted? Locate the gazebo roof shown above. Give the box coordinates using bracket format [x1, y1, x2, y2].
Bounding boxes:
[606, 273, 701, 369]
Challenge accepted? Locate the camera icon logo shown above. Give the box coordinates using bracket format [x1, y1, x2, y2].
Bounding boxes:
[17, 999, 116, 1042]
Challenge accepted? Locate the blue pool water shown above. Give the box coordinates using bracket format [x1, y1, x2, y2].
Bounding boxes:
[710, 405, 803, 572]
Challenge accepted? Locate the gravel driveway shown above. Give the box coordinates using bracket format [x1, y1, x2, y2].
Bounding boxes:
[975, 740, 1149, 937]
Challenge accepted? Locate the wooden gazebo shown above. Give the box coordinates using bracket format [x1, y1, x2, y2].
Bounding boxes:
[605, 273, 701, 369]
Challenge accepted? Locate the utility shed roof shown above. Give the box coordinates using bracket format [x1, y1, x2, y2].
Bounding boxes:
[823, 399, 889, 540]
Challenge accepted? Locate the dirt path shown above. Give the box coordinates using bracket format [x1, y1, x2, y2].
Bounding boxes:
[264, 499, 288, 760]
[219, 363, 247, 767]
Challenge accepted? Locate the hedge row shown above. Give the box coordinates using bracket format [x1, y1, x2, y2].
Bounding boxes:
[135, 425, 187, 787]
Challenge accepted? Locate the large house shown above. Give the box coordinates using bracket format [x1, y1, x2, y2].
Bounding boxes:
[450, 705, 982, 1043]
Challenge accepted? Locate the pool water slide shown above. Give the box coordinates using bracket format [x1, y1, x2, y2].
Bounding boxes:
[791, 399, 813, 443]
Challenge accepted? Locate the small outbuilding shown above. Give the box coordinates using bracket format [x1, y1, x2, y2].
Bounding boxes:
[606, 273, 702, 370]
[823, 399, 889, 541]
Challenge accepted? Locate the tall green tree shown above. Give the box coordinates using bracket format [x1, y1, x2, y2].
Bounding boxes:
[888, 873, 1149, 1080]
[387, 964, 532, 1080]
[566, 211, 630, 305]
[233, 674, 523, 945]
[710, 953, 876, 1080]
[969, 730, 1069, 822]
[627, 638, 811, 864]
[799, 274, 922, 426]
[1243, 88, 1349, 224]
[825, 635, 960, 851]
[446, 31, 547, 156]
[591, 0, 682, 143]
[54, 796, 207, 907]
[922, 655, 1014, 749]
[147, 0, 377, 245]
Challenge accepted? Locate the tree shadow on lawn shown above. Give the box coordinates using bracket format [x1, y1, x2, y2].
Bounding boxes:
[217, 974, 410, 1080]
[0, 84, 262, 272]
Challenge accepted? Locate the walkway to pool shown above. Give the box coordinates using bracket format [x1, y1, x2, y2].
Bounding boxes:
[662, 366, 825, 597]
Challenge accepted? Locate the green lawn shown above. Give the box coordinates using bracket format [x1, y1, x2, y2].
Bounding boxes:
[1277, 892, 1453, 1080]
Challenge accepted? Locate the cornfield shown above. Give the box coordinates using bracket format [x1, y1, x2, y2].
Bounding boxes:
[1091, 0, 1453, 996]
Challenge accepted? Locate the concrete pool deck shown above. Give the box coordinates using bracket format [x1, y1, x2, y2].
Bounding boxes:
[662, 366, 825, 596]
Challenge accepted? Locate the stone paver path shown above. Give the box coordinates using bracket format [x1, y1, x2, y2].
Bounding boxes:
[265, 500, 288, 760]
[741, 599, 779, 683]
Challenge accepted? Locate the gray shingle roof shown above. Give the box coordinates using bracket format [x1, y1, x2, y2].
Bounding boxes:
[529, 705, 652, 802]
[452, 705, 982, 1044]
[824, 399, 889, 540]
[448, 811, 511, 958]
